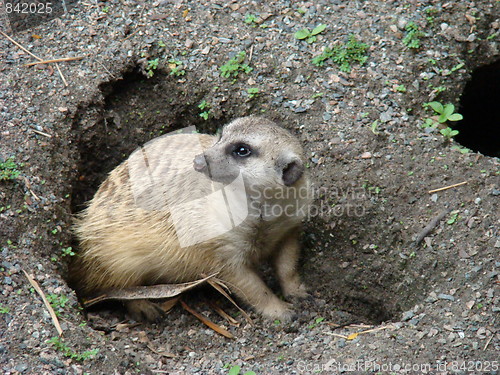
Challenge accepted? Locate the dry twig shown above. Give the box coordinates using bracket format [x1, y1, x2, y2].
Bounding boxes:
[22, 270, 63, 336]
[180, 300, 234, 339]
[412, 209, 451, 248]
[207, 278, 253, 325]
[0, 30, 70, 85]
[428, 181, 468, 194]
[24, 56, 84, 66]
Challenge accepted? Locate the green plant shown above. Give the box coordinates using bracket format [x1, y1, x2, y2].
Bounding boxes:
[61, 246, 75, 257]
[168, 59, 186, 77]
[440, 127, 459, 140]
[423, 102, 463, 141]
[46, 294, 69, 317]
[425, 102, 463, 123]
[244, 13, 258, 26]
[312, 34, 368, 72]
[247, 87, 259, 98]
[447, 211, 459, 225]
[0, 157, 21, 181]
[370, 120, 380, 135]
[294, 24, 326, 44]
[396, 84, 407, 93]
[228, 365, 256, 375]
[402, 22, 424, 49]
[146, 58, 159, 78]
[220, 51, 252, 79]
[198, 100, 211, 120]
[47, 337, 99, 361]
[308, 316, 325, 329]
[0, 304, 9, 314]
[450, 63, 464, 73]
[423, 101, 462, 140]
[451, 145, 470, 154]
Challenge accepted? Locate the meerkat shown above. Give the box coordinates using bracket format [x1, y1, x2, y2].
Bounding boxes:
[72, 116, 311, 322]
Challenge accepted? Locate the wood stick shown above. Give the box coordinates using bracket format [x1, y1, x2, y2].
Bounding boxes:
[428, 181, 468, 194]
[55, 63, 68, 86]
[23, 270, 63, 336]
[0, 30, 43, 61]
[0, 30, 69, 86]
[31, 128, 52, 138]
[24, 56, 84, 66]
[412, 209, 451, 248]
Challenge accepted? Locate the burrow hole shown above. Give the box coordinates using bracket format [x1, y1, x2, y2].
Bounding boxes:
[70, 67, 397, 325]
[455, 60, 500, 158]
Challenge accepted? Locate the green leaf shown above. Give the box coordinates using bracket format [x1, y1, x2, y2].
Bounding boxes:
[307, 36, 317, 43]
[427, 101, 443, 114]
[294, 29, 310, 40]
[244, 372, 256, 375]
[442, 104, 455, 118]
[228, 366, 241, 375]
[448, 113, 463, 121]
[311, 24, 326, 36]
[438, 114, 448, 123]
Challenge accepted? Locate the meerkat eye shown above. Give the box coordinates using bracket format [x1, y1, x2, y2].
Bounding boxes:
[232, 144, 252, 158]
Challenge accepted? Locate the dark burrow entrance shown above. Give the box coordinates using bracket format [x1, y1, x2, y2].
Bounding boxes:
[455, 60, 500, 158]
[69, 66, 406, 326]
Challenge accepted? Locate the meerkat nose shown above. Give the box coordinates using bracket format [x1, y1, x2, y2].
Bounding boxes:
[193, 154, 208, 172]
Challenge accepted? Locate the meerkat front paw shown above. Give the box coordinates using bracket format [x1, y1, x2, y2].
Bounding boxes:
[260, 299, 295, 322]
[126, 300, 165, 322]
[283, 282, 309, 299]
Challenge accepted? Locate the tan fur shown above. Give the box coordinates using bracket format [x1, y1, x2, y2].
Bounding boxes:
[72, 116, 311, 321]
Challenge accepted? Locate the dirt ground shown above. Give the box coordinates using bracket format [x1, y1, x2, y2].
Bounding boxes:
[0, 1, 498, 374]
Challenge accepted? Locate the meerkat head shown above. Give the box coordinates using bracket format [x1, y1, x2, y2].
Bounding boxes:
[193, 116, 306, 188]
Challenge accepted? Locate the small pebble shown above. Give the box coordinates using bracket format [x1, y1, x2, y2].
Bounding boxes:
[437, 293, 455, 301]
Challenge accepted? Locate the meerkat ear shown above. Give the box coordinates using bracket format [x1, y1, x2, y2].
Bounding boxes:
[279, 155, 304, 186]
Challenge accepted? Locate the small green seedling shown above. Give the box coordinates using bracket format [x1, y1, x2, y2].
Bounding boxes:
[423, 101, 462, 140]
[402, 21, 424, 49]
[47, 337, 99, 362]
[220, 51, 253, 79]
[247, 87, 259, 98]
[146, 58, 159, 78]
[0, 304, 9, 314]
[46, 294, 69, 317]
[370, 120, 380, 135]
[440, 127, 459, 140]
[0, 157, 21, 181]
[61, 246, 75, 257]
[244, 13, 258, 26]
[228, 365, 256, 375]
[312, 34, 368, 72]
[294, 24, 326, 44]
[447, 211, 459, 225]
[168, 59, 186, 77]
[198, 100, 211, 120]
[396, 84, 407, 93]
[308, 316, 325, 329]
[425, 102, 463, 123]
